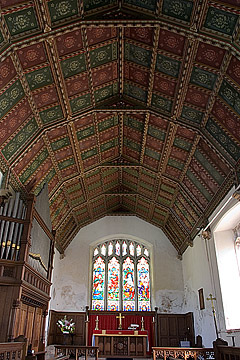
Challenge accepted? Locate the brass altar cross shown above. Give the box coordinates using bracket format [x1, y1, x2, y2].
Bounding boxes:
[207, 294, 219, 338]
[116, 312, 125, 330]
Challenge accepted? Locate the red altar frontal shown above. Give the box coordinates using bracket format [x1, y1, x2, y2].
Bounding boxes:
[88, 312, 155, 357]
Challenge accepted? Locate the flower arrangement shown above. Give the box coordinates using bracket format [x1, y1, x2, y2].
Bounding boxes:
[57, 315, 75, 334]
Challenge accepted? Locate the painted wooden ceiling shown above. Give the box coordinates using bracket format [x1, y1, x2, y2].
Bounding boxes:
[0, 0, 239, 254]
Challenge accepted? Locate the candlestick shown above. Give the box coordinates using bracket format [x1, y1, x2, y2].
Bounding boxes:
[141, 317, 145, 331]
[95, 316, 99, 330]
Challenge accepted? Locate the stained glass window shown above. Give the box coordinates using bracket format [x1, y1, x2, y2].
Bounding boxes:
[91, 240, 151, 311]
[144, 248, 149, 257]
[129, 242, 134, 256]
[108, 242, 113, 256]
[115, 241, 120, 256]
[137, 257, 150, 311]
[137, 245, 141, 256]
[123, 257, 135, 311]
[101, 244, 106, 256]
[92, 256, 105, 310]
[122, 241, 127, 256]
[107, 257, 120, 311]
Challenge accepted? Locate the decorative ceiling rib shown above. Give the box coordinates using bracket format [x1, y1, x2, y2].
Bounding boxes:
[0, 0, 239, 254]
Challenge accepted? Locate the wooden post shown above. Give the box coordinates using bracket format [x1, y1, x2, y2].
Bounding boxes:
[40, 310, 48, 351]
[7, 299, 21, 342]
[47, 230, 55, 281]
[18, 194, 35, 263]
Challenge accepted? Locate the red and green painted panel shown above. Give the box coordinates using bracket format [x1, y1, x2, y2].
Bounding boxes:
[90, 42, 118, 68]
[125, 43, 152, 68]
[2, 117, 38, 161]
[204, 6, 238, 36]
[124, 83, 148, 103]
[151, 93, 173, 114]
[4, 6, 39, 36]
[70, 93, 92, 113]
[39, 105, 63, 124]
[26, 66, 53, 91]
[0, 80, 25, 118]
[162, 0, 193, 23]
[84, 0, 117, 12]
[48, 0, 79, 23]
[61, 53, 86, 78]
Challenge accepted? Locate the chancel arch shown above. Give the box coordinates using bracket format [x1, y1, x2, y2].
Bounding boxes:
[91, 239, 151, 312]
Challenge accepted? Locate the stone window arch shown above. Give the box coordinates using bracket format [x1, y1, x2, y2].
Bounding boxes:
[91, 239, 151, 311]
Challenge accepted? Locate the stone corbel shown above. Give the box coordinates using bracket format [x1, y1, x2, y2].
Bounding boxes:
[232, 190, 240, 202]
[201, 229, 211, 240]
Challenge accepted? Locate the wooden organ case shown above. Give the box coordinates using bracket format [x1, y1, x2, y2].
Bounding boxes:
[0, 188, 54, 352]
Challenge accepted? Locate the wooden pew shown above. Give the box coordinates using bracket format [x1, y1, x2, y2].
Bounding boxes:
[152, 346, 215, 359]
[0, 342, 26, 360]
[54, 345, 99, 360]
[216, 345, 240, 360]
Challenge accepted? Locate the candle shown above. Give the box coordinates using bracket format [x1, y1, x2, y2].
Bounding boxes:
[141, 317, 143, 321]
[96, 316, 99, 320]
[152, 316, 154, 322]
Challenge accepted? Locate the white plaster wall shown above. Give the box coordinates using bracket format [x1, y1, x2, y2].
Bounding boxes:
[182, 188, 240, 347]
[182, 235, 218, 347]
[211, 199, 240, 346]
[214, 229, 240, 331]
[50, 208, 240, 346]
[49, 216, 184, 313]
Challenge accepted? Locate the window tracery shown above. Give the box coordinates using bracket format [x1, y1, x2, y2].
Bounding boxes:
[91, 239, 151, 311]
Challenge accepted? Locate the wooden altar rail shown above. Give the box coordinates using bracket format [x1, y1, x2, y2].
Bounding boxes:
[0, 342, 26, 360]
[152, 347, 215, 360]
[54, 345, 99, 360]
[217, 345, 240, 360]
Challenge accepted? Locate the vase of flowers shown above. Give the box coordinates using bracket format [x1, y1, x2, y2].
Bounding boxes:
[57, 315, 75, 344]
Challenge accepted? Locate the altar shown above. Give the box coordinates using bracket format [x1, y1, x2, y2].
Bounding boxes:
[88, 311, 154, 357]
[93, 330, 148, 357]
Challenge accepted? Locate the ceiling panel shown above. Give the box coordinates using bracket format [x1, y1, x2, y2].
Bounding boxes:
[0, 0, 239, 254]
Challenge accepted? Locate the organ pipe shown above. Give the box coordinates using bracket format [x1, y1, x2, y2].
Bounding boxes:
[0, 192, 26, 260]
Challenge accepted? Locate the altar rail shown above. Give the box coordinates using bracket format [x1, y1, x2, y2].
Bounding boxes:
[217, 345, 240, 360]
[152, 347, 215, 360]
[0, 342, 26, 360]
[54, 345, 99, 360]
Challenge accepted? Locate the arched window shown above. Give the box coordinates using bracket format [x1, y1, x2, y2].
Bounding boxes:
[91, 239, 151, 311]
[213, 201, 240, 330]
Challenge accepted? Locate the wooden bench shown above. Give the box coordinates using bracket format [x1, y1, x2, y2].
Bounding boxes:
[55, 355, 69, 360]
[26, 350, 47, 360]
[0, 342, 26, 360]
[54, 345, 98, 360]
[152, 346, 215, 360]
